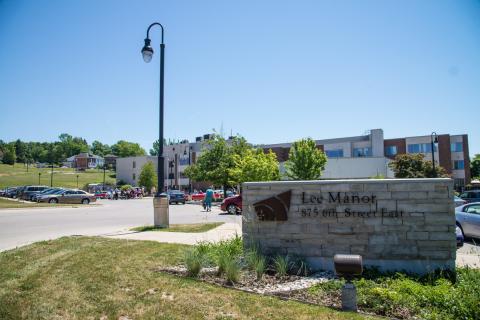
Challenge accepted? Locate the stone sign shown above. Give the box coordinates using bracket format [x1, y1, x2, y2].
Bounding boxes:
[242, 179, 456, 274]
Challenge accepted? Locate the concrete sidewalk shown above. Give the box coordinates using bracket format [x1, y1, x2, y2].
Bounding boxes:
[104, 222, 242, 245]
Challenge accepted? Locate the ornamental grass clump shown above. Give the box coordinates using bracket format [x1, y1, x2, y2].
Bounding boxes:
[224, 257, 242, 284]
[184, 248, 205, 277]
[254, 255, 266, 280]
[273, 255, 292, 278]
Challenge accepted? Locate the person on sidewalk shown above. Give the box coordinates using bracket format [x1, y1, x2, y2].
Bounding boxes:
[204, 186, 214, 212]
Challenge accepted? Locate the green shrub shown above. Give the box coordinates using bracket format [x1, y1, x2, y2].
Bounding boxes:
[273, 255, 291, 277]
[224, 257, 241, 284]
[120, 184, 132, 191]
[254, 255, 266, 280]
[217, 253, 229, 276]
[307, 268, 480, 319]
[245, 245, 261, 270]
[290, 256, 309, 276]
[184, 249, 205, 277]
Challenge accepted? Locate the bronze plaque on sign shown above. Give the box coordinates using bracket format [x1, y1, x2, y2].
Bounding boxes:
[253, 190, 291, 221]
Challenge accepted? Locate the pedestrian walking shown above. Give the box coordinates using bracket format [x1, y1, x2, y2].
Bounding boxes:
[204, 186, 214, 212]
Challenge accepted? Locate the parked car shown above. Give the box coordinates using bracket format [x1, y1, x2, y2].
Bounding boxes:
[167, 190, 186, 204]
[15, 186, 27, 198]
[191, 191, 205, 201]
[32, 188, 65, 202]
[454, 195, 467, 207]
[221, 195, 242, 214]
[459, 190, 480, 203]
[456, 225, 464, 247]
[38, 189, 96, 204]
[95, 191, 112, 199]
[455, 202, 480, 239]
[21, 185, 49, 201]
[5, 187, 19, 198]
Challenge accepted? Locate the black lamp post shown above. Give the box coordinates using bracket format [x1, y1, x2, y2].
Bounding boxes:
[430, 132, 439, 177]
[103, 164, 106, 190]
[38, 172, 41, 185]
[76, 174, 79, 189]
[184, 146, 192, 193]
[50, 163, 54, 187]
[142, 22, 166, 197]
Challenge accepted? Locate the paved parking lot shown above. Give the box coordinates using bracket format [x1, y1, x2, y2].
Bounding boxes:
[0, 198, 241, 252]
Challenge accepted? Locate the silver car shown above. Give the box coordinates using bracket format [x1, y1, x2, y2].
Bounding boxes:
[455, 202, 480, 239]
[38, 189, 96, 205]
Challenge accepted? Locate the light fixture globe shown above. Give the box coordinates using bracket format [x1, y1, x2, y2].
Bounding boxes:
[141, 38, 154, 63]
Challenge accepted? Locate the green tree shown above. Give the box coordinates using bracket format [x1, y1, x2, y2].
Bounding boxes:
[285, 138, 327, 180]
[149, 139, 168, 156]
[230, 148, 280, 183]
[471, 154, 480, 179]
[58, 133, 88, 158]
[111, 140, 146, 157]
[14, 139, 27, 163]
[91, 140, 111, 156]
[184, 134, 250, 194]
[2, 144, 16, 165]
[388, 153, 448, 178]
[138, 161, 157, 192]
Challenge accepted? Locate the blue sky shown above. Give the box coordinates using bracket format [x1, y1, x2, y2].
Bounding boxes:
[1, 0, 479, 155]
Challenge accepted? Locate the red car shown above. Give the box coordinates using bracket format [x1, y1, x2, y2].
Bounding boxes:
[191, 192, 205, 201]
[221, 195, 242, 214]
[191, 191, 223, 201]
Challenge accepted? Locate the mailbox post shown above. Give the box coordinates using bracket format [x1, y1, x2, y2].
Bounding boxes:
[334, 254, 363, 312]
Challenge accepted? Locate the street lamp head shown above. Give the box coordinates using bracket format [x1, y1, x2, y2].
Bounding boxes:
[431, 132, 439, 144]
[141, 38, 154, 63]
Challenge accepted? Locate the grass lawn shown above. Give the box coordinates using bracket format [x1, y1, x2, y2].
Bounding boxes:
[0, 237, 372, 320]
[131, 223, 224, 233]
[0, 163, 115, 189]
[0, 198, 88, 209]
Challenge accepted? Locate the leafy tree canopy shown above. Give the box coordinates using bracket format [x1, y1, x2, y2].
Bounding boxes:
[111, 140, 146, 157]
[138, 161, 157, 192]
[388, 153, 448, 178]
[471, 154, 480, 179]
[230, 148, 280, 184]
[285, 138, 327, 180]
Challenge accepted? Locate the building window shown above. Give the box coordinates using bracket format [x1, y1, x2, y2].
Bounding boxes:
[385, 146, 397, 156]
[179, 157, 189, 165]
[325, 149, 344, 158]
[453, 160, 465, 170]
[132, 173, 136, 181]
[353, 147, 371, 157]
[451, 142, 463, 153]
[407, 143, 437, 154]
[132, 161, 136, 169]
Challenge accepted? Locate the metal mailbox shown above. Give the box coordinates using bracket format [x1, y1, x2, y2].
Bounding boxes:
[334, 254, 363, 279]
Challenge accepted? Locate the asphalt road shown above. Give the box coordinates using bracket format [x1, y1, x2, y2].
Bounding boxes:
[0, 198, 241, 252]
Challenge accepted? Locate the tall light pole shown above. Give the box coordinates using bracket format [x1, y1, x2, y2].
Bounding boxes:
[38, 172, 41, 185]
[76, 174, 79, 189]
[103, 163, 106, 190]
[141, 22, 166, 197]
[142, 22, 169, 228]
[50, 163, 54, 187]
[184, 146, 192, 193]
[431, 132, 438, 177]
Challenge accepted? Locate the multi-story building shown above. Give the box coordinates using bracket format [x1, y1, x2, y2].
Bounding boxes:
[116, 129, 471, 191]
[384, 133, 470, 189]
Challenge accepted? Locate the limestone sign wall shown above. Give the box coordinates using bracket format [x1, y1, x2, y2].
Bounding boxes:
[242, 179, 456, 274]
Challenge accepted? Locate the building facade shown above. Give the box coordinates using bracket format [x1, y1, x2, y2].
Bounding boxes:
[65, 153, 105, 170]
[116, 129, 471, 191]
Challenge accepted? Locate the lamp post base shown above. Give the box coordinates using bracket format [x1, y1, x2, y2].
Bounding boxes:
[341, 282, 357, 312]
[153, 196, 169, 228]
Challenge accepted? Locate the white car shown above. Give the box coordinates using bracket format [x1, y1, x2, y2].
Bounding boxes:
[455, 202, 480, 239]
